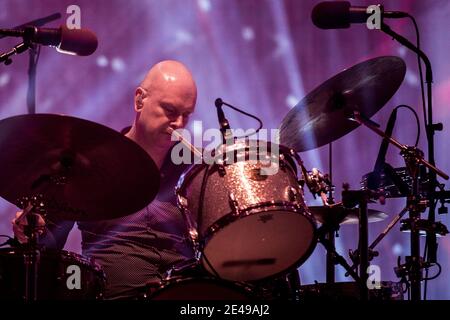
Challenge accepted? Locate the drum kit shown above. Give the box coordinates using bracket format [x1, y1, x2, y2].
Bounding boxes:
[0, 56, 449, 301]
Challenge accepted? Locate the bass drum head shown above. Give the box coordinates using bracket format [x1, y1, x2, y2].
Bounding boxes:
[202, 208, 316, 282]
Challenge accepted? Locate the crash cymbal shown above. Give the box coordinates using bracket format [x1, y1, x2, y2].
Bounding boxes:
[0, 114, 159, 221]
[279, 56, 406, 152]
[309, 203, 387, 225]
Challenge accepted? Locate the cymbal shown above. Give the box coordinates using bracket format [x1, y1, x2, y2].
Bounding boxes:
[279, 56, 406, 152]
[0, 114, 159, 221]
[309, 203, 387, 225]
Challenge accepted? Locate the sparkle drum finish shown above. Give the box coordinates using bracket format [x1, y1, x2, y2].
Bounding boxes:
[176, 140, 317, 282]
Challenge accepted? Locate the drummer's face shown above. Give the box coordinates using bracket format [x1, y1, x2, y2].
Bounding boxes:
[137, 82, 196, 146]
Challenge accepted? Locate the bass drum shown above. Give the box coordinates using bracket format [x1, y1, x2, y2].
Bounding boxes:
[144, 260, 254, 300]
[0, 247, 105, 300]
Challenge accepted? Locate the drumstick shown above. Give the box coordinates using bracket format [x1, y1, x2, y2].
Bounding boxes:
[167, 127, 203, 159]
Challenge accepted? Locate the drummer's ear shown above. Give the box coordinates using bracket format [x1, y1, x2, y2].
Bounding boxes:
[135, 87, 146, 112]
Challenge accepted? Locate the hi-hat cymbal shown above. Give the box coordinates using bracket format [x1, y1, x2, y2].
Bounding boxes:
[309, 203, 387, 225]
[279, 56, 406, 152]
[0, 114, 159, 221]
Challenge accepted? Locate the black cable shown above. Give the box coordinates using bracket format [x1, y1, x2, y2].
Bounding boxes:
[406, 14, 428, 128]
[422, 198, 439, 300]
[393, 105, 421, 147]
[220, 100, 264, 138]
[423, 262, 442, 281]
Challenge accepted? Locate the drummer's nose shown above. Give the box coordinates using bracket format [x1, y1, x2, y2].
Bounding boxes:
[171, 115, 184, 129]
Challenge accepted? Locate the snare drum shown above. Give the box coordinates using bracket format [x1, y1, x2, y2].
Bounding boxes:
[0, 247, 105, 300]
[176, 140, 317, 282]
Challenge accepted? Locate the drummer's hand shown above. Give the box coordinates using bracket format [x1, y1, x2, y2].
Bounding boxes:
[11, 208, 46, 244]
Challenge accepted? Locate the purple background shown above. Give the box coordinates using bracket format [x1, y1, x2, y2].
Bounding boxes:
[1, 0, 449, 299]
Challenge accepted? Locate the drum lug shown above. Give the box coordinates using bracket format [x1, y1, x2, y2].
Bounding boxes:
[177, 194, 188, 209]
[218, 163, 226, 177]
[279, 153, 286, 170]
[177, 194, 199, 249]
[286, 186, 302, 203]
[228, 192, 240, 215]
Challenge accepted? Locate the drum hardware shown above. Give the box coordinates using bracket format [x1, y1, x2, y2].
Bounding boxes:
[351, 111, 449, 301]
[293, 150, 339, 284]
[298, 281, 404, 301]
[228, 193, 240, 215]
[218, 164, 227, 177]
[341, 187, 385, 301]
[361, 165, 429, 199]
[325, 141, 336, 284]
[15, 195, 49, 301]
[278, 56, 408, 291]
[315, 223, 362, 287]
[345, 206, 409, 277]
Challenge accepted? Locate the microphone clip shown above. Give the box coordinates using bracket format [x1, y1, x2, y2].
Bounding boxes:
[215, 98, 233, 144]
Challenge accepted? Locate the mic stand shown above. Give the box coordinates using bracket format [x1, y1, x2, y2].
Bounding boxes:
[381, 21, 443, 266]
[0, 41, 31, 65]
[1, 13, 61, 112]
[0, 13, 62, 40]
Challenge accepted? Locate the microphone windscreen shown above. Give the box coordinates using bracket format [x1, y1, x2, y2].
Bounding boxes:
[58, 25, 98, 56]
[311, 1, 351, 29]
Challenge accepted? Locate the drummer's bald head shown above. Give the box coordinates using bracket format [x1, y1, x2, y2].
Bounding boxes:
[139, 60, 197, 97]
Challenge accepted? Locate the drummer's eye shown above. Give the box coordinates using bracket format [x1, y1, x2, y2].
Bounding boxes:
[162, 105, 177, 118]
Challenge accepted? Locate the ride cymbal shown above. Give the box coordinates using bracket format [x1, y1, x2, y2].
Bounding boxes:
[279, 56, 406, 152]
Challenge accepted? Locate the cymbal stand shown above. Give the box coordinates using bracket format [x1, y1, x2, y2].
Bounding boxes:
[292, 151, 338, 284]
[326, 142, 336, 284]
[341, 188, 378, 301]
[17, 195, 47, 302]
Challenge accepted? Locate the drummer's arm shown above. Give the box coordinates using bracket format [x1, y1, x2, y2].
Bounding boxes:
[40, 219, 76, 250]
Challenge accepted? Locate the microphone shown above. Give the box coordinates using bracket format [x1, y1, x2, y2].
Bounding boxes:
[367, 108, 398, 190]
[1, 25, 98, 56]
[311, 1, 408, 29]
[215, 98, 232, 143]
